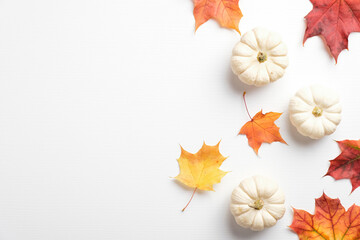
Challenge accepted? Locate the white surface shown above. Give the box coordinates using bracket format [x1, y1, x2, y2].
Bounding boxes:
[0, 0, 359, 239]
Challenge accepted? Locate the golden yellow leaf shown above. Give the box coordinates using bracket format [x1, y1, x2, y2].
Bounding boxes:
[175, 141, 228, 211]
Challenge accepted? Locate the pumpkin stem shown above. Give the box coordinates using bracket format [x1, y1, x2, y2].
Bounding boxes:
[312, 106, 323, 117]
[182, 187, 197, 212]
[243, 92, 253, 120]
[257, 52, 267, 63]
[249, 199, 264, 210]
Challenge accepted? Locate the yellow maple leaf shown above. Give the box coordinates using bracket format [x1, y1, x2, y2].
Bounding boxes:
[175, 141, 228, 211]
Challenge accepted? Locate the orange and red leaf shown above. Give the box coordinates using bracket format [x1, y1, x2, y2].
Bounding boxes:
[290, 193, 360, 240]
[193, 0, 243, 33]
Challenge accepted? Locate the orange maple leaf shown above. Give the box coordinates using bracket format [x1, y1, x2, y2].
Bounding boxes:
[239, 92, 287, 155]
[175, 141, 228, 211]
[290, 193, 360, 240]
[193, 0, 243, 33]
[304, 0, 360, 62]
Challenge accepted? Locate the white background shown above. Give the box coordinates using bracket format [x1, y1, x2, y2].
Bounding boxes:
[0, 0, 359, 239]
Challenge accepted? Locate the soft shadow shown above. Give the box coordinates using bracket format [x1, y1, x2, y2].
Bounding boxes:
[227, 67, 276, 96]
[227, 67, 257, 95]
[227, 209, 269, 238]
[283, 111, 316, 146]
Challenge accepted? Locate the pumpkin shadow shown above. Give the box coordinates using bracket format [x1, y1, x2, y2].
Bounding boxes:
[226, 67, 279, 97]
[227, 67, 257, 95]
[227, 209, 269, 238]
[282, 111, 316, 146]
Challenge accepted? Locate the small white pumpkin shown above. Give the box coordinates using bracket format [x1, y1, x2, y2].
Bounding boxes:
[230, 175, 285, 231]
[231, 27, 289, 87]
[289, 85, 342, 139]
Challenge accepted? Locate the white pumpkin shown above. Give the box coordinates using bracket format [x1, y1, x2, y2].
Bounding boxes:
[231, 27, 289, 87]
[289, 85, 342, 139]
[230, 175, 285, 231]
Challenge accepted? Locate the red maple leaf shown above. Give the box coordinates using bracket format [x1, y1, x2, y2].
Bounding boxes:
[326, 140, 360, 193]
[304, 0, 360, 62]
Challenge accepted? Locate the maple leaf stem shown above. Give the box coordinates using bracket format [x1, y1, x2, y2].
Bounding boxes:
[243, 92, 253, 120]
[182, 187, 197, 212]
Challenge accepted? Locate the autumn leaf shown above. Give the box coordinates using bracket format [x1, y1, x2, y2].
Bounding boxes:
[290, 193, 360, 240]
[304, 0, 360, 62]
[239, 92, 287, 155]
[325, 140, 360, 193]
[175, 141, 228, 211]
[193, 0, 243, 33]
